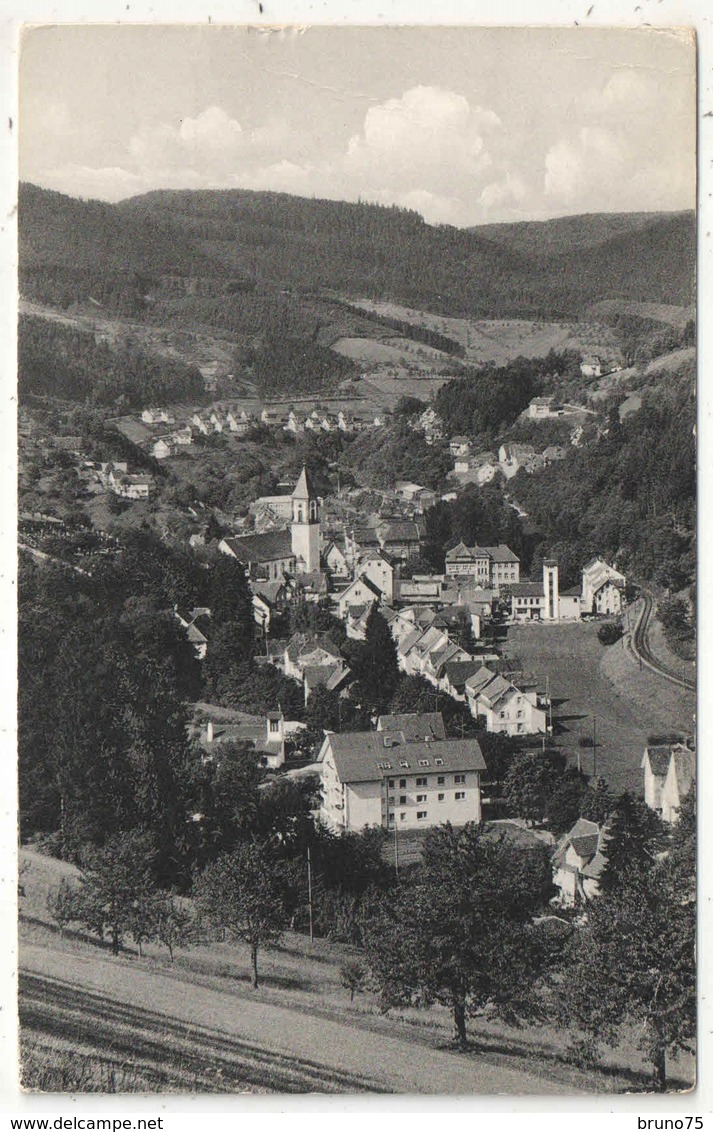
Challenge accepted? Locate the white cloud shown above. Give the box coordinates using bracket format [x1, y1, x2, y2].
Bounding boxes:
[544, 128, 623, 203]
[346, 86, 500, 186]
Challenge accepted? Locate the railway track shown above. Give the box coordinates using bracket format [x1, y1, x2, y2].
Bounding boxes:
[629, 591, 695, 692]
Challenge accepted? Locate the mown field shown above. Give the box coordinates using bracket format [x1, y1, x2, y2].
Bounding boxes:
[506, 620, 695, 795]
[18, 849, 694, 1095]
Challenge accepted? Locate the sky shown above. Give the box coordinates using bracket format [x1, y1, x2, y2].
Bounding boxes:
[19, 24, 696, 227]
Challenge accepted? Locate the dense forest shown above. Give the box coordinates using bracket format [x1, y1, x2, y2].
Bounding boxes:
[19, 316, 205, 407]
[20, 184, 696, 321]
[433, 350, 580, 437]
[511, 364, 696, 589]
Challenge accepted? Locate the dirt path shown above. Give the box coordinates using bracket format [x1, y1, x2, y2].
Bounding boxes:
[21, 943, 576, 1095]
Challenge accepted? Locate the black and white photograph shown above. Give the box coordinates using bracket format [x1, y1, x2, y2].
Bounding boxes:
[13, 18, 699, 1099]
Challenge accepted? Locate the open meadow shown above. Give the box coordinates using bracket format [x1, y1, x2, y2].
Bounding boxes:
[18, 849, 694, 1095]
[505, 620, 695, 795]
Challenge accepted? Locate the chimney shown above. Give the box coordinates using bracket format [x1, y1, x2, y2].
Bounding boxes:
[206, 719, 214, 743]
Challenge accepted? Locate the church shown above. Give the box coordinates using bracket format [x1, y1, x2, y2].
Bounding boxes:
[218, 466, 321, 581]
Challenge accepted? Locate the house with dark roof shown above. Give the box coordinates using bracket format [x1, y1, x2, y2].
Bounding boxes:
[335, 575, 383, 621]
[283, 631, 344, 682]
[377, 711, 447, 742]
[377, 519, 422, 563]
[317, 727, 486, 832]
[581, 558, 626, 616]
[643, 742, 696, 824]
[464, 665, 546, 736]
[661, 746, 696, 824]
[444, 543, 519, 590]
[552, 818, 608, 906]
[357, 548, 395, 603]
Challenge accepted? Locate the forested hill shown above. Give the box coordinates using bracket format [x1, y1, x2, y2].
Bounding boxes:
[473, 211, 686, 257]
[19, 183, 695, 320]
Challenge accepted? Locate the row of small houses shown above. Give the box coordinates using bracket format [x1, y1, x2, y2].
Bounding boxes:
[145, 405, 387, 459]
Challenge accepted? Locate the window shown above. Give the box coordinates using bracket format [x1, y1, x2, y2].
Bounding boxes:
[416, 776, 427, 786]
[454, 774, 465, 784]
[437, 776, 445, 785]
[517, 710, 523, 718]
[399, 795, 407, 805]
[377, 762, 392, 771]
[417, 794, 426, 803]
[438, 793, 445, 801]
[269, 719, 280, 733]
[500, 710, 506, 719]
[417, 811, 427, 820]
[455, 791, 465, 801]
[388, 778, 395, 786]
[418, 759, 430, 768]
[399, 778, 406, 788]
[400, 812, 406, 821]
[434, 758, 444, 766]
[400, 761, 410, 769]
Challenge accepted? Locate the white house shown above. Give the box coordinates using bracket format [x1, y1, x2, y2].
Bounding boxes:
[317, 727, 486, 833]
[323, 539, 351, 579]
[334, 575, 383, 620]
[581, 559, 626, 615]
[464, 666, 546, 736]
[642, 742, 695, 824]
[661, 746, 696, 824]
[552, 818, 607, 906]
[141, 407, 174, 425]
[358, 549, 395, 603]
[580, 355, 602, 378]
[449, 436, 472, 457]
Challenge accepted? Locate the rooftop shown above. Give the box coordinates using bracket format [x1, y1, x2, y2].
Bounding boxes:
[321, 731, 486, 784]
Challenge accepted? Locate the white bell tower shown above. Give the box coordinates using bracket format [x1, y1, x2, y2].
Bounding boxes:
[291, 466, 320, 574]
[542, 558, 559, 621]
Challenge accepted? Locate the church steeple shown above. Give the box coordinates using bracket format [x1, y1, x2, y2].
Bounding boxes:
[291, 465, 320, 573]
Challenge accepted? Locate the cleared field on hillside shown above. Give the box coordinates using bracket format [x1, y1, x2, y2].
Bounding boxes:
[589, 300, 695, 328]
[20, 848, 693, 1094]
[505, 620, 694, 795]
[331, 335, 452, 369]
[344, 298, 622, 368]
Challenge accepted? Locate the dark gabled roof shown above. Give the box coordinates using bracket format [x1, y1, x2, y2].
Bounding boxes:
[321, 732, 486, 784]
[379, 520, 421, 543]
[251, 580, 287, 604]
[507, 582, 545, 598]
[340, 575, 383, 601]
[377, 712, 446, 742]
[222, 529, 293, 564]
[643, 745, 674, 777]
[352, 527, 381, 546]
[484, 544, 520, 564]
[443, 659, 481, 687]
[285, 631, 342, 663]
[560, 585, 582, 597]
[295, 571, 329, 594]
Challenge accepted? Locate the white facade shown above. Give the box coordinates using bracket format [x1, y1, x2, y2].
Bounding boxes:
[318, 739, 483, 833]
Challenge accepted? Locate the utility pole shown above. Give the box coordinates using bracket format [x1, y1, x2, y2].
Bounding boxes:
[592, 714, 597, 781]
[306, 845, 314, 944]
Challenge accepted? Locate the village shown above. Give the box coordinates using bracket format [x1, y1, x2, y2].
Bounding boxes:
[14, 28, 697, 1089]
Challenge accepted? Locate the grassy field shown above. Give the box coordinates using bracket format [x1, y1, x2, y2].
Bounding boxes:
[18, 848, 694, 1095]
[344, 299, 623, 369]
[506, 620, 695, 794]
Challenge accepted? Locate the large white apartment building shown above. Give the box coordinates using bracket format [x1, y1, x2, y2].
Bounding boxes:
[317, 715, 486, 833]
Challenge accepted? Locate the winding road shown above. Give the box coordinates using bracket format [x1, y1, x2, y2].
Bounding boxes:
[628, 592, 695, 692]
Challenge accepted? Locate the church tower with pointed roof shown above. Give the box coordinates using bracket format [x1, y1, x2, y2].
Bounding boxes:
[291, 466, 320, 574]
